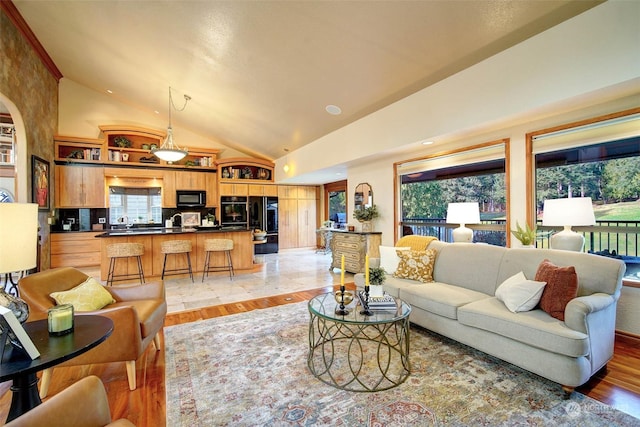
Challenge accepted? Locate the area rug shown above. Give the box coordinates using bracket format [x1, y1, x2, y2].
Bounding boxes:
[165, 302, 639, 426]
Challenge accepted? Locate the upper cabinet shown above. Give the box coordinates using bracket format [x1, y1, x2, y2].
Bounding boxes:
[54, 125, 220, 170]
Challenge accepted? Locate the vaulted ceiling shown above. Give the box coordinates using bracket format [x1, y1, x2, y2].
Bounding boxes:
[12, 1, 600, 161]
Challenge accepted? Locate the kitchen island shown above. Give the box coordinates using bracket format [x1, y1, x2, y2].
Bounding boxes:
[96, 227, 254, 281]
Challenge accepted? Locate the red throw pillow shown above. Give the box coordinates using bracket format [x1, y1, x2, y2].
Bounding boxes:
[535, 259, 578, 321]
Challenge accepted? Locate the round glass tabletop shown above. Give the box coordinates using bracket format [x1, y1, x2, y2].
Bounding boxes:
[308, 291, 411, 324]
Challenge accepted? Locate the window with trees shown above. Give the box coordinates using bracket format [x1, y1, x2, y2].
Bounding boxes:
[530, 110, 640, 283]
[109, 187, 162, 225]
[397, 141, 508, 245]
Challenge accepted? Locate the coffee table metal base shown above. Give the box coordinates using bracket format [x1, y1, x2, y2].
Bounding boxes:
[307, 311, 410, 392]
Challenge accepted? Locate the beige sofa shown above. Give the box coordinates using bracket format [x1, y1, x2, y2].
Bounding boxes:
[355, 238, 626, 394]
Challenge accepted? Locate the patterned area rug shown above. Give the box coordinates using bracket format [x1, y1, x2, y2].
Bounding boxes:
[165, 302, 639, 426]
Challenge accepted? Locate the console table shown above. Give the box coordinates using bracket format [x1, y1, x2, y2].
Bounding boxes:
[330, 231, 381, 273]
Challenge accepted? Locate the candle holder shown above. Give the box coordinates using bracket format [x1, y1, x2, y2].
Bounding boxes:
[334, 287, 353, 315]
[48, 304, 74, 336]
[360, 285, 373, 316]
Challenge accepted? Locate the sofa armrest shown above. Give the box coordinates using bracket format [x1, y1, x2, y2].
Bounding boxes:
[107, 280, 165, 302]
[564, 293, 616, 334]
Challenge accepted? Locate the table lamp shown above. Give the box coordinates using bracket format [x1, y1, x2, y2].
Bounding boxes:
[446, 202, 480, 243]
[0, 203, 39, 323]
[542, 197, 595, 252]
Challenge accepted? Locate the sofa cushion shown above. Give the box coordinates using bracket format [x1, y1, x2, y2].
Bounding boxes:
[495, 271, 546, 312]
[394, 249, 437, 283]
[400, 282, 489, 320]
[379, 245, 410, 274]
[458, 297, 589, 357]
[535, 259, 578, 321]
[50, 277, 115, 311]
[381, 275, 422, 298]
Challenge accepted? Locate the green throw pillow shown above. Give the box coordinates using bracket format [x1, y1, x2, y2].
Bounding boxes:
[50, 277, 115, 311]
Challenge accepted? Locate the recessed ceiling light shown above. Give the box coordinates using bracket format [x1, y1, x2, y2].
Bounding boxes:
[422, 141, 434, 145]
[325, 105, 342, 115]
[106, 89, 113, 94]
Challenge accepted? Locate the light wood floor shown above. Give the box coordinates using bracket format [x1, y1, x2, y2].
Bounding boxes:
[1, 283, 639, 425]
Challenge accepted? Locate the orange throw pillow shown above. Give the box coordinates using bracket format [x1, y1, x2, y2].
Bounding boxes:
[535, 259, 578, 321]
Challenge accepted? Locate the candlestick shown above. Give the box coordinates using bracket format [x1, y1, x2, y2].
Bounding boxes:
[340, 254, 345, 285]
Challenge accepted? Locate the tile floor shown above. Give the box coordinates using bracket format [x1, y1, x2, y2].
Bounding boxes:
[83, 249, 353, 313]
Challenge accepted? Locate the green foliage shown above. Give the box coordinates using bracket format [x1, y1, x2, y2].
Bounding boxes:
[369, 267, 386, 286]
[113, 136, 131, 148]
[511, 221, 537, 245]
[353, 204, 379, 222]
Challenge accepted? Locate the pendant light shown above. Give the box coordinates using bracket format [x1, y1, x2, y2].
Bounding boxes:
[283, 148, 290, 173]
[152, 87, 191, 163]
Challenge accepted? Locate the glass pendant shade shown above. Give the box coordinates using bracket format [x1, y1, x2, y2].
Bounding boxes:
[151, 126, 187, 162]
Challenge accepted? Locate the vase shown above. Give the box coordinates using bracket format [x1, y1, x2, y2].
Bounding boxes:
[361, 221, 372, 232]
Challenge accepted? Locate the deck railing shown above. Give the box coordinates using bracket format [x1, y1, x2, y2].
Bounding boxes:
[401, 218, 640, 282]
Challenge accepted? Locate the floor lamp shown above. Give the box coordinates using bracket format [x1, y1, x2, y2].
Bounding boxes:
[0, 203, 39, 323]
[542, 197, 595, 252]
[446, 202, 480, 243]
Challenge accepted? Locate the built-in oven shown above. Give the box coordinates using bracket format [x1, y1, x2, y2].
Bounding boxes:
[176, 190, 206, 208]
[220, 196, 248, 227]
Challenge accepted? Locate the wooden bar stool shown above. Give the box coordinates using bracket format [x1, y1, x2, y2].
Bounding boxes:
[161, 240, 193, 282]
[106, 242, 145, 286]
[202, 239, 234, 281]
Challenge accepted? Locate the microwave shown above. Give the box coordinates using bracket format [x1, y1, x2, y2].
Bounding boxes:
[176, 190, 206, 208]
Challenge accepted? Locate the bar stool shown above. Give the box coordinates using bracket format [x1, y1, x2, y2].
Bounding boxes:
[106, 242, 145, 286]
[161, 240, 193, 282]
[202, 239, 234, 281]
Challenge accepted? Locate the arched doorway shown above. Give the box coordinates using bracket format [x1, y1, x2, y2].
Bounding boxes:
[0, 93, 28, 202]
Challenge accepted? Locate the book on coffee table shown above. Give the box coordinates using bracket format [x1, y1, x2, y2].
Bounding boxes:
[358, 291, 397, 310]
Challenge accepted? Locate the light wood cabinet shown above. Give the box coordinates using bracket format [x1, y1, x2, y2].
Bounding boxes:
[278, 198, 299, 249]
[297, 198, 317, 247]
[205, 173, 218, 208]
[175, 170, 206, 190]
[278, 185, 298, 199]
[162, 170, 176, 207]
[248, 184, 277, 196]
[51, 232, 102, 268]
[219, 182, 249, 196]
[55, 165, 105, 208]
[330, 232, 382, 273]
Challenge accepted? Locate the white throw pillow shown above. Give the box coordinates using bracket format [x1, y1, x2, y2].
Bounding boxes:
[495, 272, 547, 313]
[379, 246, 411, 274]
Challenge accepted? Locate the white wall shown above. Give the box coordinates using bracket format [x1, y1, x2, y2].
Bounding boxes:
[58, 79, 246, 158]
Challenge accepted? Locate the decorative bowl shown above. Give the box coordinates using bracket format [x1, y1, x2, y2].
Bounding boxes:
[334, 290, 354, 306]
[253, 231, 267, 241]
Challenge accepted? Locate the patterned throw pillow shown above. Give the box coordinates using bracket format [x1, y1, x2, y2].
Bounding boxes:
[535, 259, 578, 321]
[50, 277, 115, 312]
[393, 249, 437, 283]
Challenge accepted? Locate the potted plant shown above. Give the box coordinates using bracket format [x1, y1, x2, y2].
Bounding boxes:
[511, 221, 537, 247]
[368, 266, 386, 297]
[113, 136, 131, 148]
[353, 205, 379, 232]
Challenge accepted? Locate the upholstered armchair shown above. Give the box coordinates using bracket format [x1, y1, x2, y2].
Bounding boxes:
[19, 267, 167, 398]
[5, 375, 135, 427]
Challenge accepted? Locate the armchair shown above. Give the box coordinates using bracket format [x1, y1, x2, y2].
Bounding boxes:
[18, 267, 167, 398]
[5, 375, 135, 427]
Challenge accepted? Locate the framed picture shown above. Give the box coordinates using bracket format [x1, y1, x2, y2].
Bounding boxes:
[182, 212, 201, 227]
[0, 306, 40, 360]
[31, 155, 50, 210]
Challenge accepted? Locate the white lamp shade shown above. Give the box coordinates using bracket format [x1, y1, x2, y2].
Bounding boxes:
[446, 202, 480, 225]
[542, 197, 595, 226]
[0, 203, 38, 273]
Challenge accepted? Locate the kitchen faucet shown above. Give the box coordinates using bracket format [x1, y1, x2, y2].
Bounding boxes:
[169, 213, 182, 226]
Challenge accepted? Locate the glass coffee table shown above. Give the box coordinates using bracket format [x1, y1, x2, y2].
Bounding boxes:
[307, 292, 411, 392]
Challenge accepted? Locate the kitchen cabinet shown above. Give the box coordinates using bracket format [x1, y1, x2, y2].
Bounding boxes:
[297, 198, 317, 247]
[55, 165, 105, 208]
[331, 232, 382, 273]
[51, 232, 102, 268]
[205, 173, 218, 208]
[163, 170, 176, 207]
[278, 198, 299, 249]
[219, 182, 249, 196]
[248, 184, 277, 197]
[175, 170, 206, 190]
